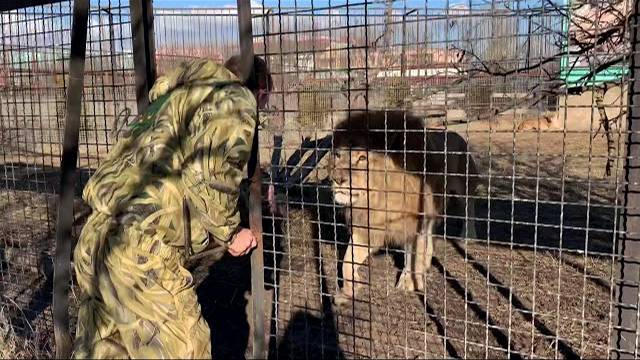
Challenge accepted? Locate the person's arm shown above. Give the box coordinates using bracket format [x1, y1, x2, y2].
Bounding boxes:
[181, 84, 257, 252]
[149, 58, 239, 102]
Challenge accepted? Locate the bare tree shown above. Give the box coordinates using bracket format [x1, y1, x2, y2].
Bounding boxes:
[567, 0, 628, 176]
[452, 0, 629, 175]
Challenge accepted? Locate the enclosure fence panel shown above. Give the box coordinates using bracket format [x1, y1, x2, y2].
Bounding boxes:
[0, 1, 136, 356]
[0, 0, 638, 358]
[253, 0, 635, 358]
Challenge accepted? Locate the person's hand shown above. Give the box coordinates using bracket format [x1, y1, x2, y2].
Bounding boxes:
[228, 228, 257, 257]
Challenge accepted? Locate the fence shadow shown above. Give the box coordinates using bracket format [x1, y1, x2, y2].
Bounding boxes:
[448, 198, 615, 255]
[466, 150, 617, 255]
[195, 253, 252, 359]
[446, 240, 580, 359]
[267, 179, 346, 360]
[274, 310, 344, 360]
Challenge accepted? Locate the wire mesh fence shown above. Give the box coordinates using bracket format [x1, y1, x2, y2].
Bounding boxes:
[0, 0, 637, 358]
[0, 1, 136, 356]
[158, 1, 634, 357]
[252, 0, 632, 358]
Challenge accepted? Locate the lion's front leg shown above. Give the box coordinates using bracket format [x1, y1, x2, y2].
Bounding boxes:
[397, 238, 414, 291]
[414, 218, 434, 293]
[334, 231, 371, 307]
[397, 217, 434, 293]
[422, 217, 435, 271]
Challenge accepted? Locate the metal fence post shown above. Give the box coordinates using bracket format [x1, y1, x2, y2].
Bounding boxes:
[236, 0, 268, 358]
[130, 0, 156, 114]
[52, 0, 89, 358]
[612, 0, 640, 357]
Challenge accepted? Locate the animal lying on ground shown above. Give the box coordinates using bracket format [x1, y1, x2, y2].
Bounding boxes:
[329, 110, 479, 305]
[517, 113, 556, 131]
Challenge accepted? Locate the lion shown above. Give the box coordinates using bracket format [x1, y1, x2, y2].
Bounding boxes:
[517, 112, 557, 131]
[329, 110, 479, 305]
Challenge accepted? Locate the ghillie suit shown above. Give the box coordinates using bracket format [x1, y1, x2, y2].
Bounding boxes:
[72, 59, 257, 358]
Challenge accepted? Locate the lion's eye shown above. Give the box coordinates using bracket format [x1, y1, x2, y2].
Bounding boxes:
[334, 152, 341, 159]
[357, 155, 367, 163]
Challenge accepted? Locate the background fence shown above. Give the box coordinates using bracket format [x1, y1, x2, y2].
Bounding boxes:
[0, 0, 637, 358]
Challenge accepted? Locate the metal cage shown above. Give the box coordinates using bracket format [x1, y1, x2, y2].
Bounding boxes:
[1, 0, 639, 358]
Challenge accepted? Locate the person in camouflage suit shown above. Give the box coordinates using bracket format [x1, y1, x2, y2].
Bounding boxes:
[72, 56, 272, 359]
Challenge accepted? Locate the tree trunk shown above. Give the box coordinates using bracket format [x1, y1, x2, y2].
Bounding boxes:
[595, 89, 616, 177]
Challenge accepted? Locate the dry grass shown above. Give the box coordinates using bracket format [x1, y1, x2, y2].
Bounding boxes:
[0, 303, 54, 358]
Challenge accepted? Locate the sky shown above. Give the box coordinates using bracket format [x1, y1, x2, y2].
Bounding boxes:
[148, 0, 560, 10]
[150, 0, 460, 9]
[153, 0, 445, 8]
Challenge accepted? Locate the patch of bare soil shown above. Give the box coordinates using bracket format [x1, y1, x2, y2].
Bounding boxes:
[0, 190, 89, 359]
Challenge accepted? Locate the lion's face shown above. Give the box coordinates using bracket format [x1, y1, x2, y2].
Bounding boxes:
[329, 148, 375, 206]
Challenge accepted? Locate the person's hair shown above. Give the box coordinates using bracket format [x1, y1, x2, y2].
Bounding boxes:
[224, 55, 273, 93]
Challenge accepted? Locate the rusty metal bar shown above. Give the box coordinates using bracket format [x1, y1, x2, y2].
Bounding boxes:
[236, 0, 268, 358]
[237, 0, 256, 84]
[130, 0, 157, 114]
[52, 0, 89, 358]
[612, 0, 640, 357]
[401, 9, 416, 78]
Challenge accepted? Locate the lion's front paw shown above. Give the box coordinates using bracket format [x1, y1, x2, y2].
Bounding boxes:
[396, 269, 416, 292]
[333, 292, 353, 307]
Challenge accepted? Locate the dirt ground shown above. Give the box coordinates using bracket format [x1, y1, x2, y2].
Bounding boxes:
[0, 117, 624, 358]
[268, 209, 614, 359]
